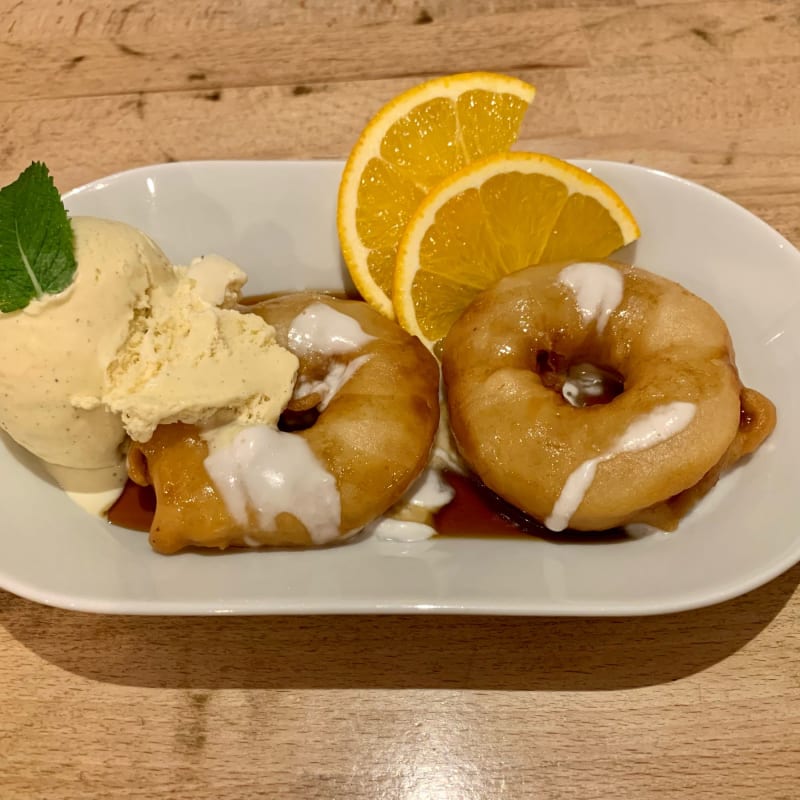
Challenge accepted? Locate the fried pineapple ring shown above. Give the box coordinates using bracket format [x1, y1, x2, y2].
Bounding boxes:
[442, 260, 776, 532]
[129, 294, 440, 553]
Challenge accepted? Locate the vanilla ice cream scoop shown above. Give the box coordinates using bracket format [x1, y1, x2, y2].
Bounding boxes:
[0, 216, 174, 469]
[0, 216, 300, 516]
[79, 253, 299, 443]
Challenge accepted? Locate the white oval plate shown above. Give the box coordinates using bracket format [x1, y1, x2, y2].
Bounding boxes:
[1, 160, 797, 615]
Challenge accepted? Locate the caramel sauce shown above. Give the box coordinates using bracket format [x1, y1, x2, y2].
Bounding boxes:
[107, 480, 156, 532]
[434, 471, 546, 539]
[435, 471, 628, 543]
[108, 470, 544, 539]
[107, 468, 627, 542]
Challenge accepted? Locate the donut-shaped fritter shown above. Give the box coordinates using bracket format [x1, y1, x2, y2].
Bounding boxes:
[129, 293, 440, 553]
[441, 260, 776, 531]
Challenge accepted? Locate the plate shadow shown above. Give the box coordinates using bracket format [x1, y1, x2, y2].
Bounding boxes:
[3, 562, 799, 692]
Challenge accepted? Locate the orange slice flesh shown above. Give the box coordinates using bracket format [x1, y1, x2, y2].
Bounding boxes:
[337, 72, 536, 317]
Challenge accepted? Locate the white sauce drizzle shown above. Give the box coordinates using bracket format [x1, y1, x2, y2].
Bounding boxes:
[369, 519, 439, 542]
[404, 467, 455, 512]
[203, 425, 342, 545]
[545, 401, 697, 532]
[288, 302, 375, 356]
[558, 262, 624, 333]
[370, 467, 455, 542]
[294, 354, 371, 411]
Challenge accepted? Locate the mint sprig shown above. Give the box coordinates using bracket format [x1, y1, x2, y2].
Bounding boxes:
[0, 162, 76, 313]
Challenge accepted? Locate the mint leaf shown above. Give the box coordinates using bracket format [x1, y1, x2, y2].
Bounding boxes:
[0, 162, 76, 313]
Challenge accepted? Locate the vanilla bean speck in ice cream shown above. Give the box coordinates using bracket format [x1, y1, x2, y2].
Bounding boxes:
[0, 216, 299, 511]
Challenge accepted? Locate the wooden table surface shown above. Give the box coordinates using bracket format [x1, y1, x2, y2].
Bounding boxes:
[2, 1, 799, 797]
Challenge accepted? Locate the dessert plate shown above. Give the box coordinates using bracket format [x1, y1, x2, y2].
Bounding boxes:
[1, 159, 798, 615]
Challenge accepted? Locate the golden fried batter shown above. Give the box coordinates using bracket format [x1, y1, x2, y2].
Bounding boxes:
[130, 294, 440, 553]
[441, 261, 775, 531]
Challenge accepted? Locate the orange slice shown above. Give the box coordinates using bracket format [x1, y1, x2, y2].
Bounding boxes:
[337, 72, 536, 317]
[393, 151, 641, 349]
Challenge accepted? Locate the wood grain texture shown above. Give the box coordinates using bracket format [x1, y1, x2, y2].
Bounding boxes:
[1, 1, 799, 798]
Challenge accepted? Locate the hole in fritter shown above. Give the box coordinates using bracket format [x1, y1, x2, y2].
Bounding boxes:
[279, 392, 322, 432]
[561, 362, 624, 407]
[533, 350, 624, 407]
[278, 406, 321, 432]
